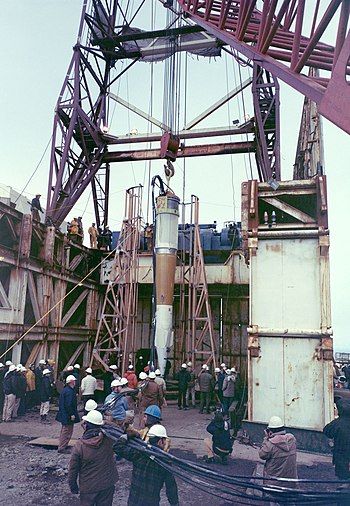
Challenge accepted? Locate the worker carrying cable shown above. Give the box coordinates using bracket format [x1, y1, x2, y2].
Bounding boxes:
[114, 424, 179, 506]
[258, 415, 298, 486]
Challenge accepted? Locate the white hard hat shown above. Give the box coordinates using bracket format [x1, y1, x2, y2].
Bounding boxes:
[110, 365, 118, 370]
[187, 361, 192, 367]
[66, 374, 76, 383]
[67, 365, 74, 371]
[202, 364, 208, 369]
[82, 409, 104, 426]
[74, 364, 80, 369]
[86, 367, 92, 374]
[155, 369, 161, 375]
[5, 361, 12, 366]
[139, 372, 147, 380]
[0, 363, 4, 368]
[120, 377, 128, 386]
[220, 363, 226, 368]
[139, 356, 143, 360]
[231, 367, 236, 373]
[267, 416, 284, 429]
[42, 369, 51, 375]
[181, 363, 187, 368]
[16, 365, 23, 371]
[215, 367, 220, 373]
[148, 424, 168, 439]
[128, 365, 134, 370]
[21, 367, 27, 372]
[111, 379, 122, 388]
[85, 399, 98, 411]
[149, 371, 156, 379]
[9, 364, 16, 372]
[39, 359, 46, 365]
[226, 369, 232, 375]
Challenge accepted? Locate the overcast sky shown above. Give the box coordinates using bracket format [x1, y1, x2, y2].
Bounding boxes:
[0, 1, 349, 350]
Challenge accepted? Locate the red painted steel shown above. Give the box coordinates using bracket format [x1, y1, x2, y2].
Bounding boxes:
[176, 0, 350, 134]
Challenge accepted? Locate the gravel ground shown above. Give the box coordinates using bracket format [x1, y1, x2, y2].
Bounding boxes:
[0, 404, 339, 505]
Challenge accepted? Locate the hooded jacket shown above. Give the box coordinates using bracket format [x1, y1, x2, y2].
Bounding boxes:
[68, 429, 118, 494]
[259, 430, 297, 483]
[324, 399, 350, 462]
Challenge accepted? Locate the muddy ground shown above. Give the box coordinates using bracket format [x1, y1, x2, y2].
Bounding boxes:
[0, 404, 340, 505]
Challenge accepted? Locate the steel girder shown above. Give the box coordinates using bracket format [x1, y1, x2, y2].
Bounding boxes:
[175, 0, 350, 135]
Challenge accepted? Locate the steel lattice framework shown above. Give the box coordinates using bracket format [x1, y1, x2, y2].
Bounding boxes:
[176, 0, 350, 133]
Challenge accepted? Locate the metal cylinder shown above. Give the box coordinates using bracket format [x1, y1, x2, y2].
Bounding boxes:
[154, 192, 180, 375]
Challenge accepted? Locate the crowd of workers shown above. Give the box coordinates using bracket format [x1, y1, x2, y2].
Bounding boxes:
[1, 357, 350, 504]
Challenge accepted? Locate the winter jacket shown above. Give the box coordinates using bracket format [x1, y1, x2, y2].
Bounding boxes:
[80, 375, 97, 396]
[56, 385, 80, 425]
[217, 371, 226, 391]
[3, 371, 16, 395]
[40, 375, 52, 402]
[26, 370, 36, 391]
[114, 438, 178, 506]
[14, 373, 27, 398]
[324, 399, 350, 463]
[124, 371, 138, 389]
[155, 377, 166, 392]
[259, 430, 298, 483]
[198, 371, 213, 393]
[222, 375, 236, 398]
[176, 369, 191, 392]
[34, 367, 44, 389]
[68, 429, 118, 494]
[139, 380, 163, 409]
[105, 392, 129, 421]
[187, 369, 196, 388]
[206, 419, 233, 455]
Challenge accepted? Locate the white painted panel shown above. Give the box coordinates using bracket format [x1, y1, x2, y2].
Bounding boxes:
[251, 239, 321, 332]
[251, 337, 284, 424]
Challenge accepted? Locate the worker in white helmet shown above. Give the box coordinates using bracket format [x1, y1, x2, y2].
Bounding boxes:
[85, 399, 98, 412]
[2, 364, 17, 422]
[80, 367, 97, 405]
[56, 375, 80, 453]
[186, 362, 196, 408]
[175, 363, 191, 410]
[154, 369, 166, 398]
[68, 410, 118, 503]
[198, 364, 214, 414]
[104, 379, 128, 428]
[138, 371, 164, 429]
[39, 369, 53, 423]
[114, 424, 179, 506]
[259, 416, 298, 485]
[124, 364, 138, 389]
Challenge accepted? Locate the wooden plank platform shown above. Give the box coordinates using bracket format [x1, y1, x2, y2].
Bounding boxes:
[28, 437, 78, 448]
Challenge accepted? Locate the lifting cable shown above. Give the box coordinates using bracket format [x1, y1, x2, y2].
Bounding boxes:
[102, 423, 350, 505]
[0, 246, 117, 361]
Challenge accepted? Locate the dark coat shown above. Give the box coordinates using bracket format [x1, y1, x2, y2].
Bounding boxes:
[217, 371, 226, 390]
[324, 399, 350, 463]
[176, 369, 191, 392]
[198, 371, 213, 393]
[206, 419, 233, 454]
[114, 438, 178, 506]
[40, 375, 52, 402]
[68, 430, 118, 494]
[139, 380, 163, 409]
[3, 371, 16, 395]
[15, 374, 27, 398]
[34, 367, 44, 390]
[56, 385, 80, 425]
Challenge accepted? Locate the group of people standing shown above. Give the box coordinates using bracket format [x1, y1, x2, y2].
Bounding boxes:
[176, 362, 238, 416]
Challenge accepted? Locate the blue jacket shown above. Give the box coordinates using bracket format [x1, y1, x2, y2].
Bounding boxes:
[206, 419, 233, 453]
[56, 385, 80, 425]
[105, 392, 128, 421]
[3, 371, 16, 395]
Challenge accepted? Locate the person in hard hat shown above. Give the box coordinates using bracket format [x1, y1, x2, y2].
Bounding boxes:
[80, 367, 97, 405]
[13, 365, 27, 419]
[204, 410, 233, 465]
[217, 364, 227, 403]
[2, 364, 17, 422]
[26, 364, 37, 410]
[185, 362, 196, 408]
[259, 415, 297, 485]
[175, 363, 191, 410]
[85, 399, 98, 412]
[56, 375, 80, 453]
[39, 369, 53, 423]
[154, 369, 166, 398]
[120, 376, 137, 411]
[30, 194, 43, 221]
[114, 424, 179, 506]
[72, 364, 81, 392]
[198, 365, 214, 414]
[222, 368, 236, 416]
[138, 372, 164, 428]
[136, 404, 171, 453]
[34, 359, 46, 400]
[104, 379, 129, 427]
[68, 410, 118, 504]
[324, 398, 350, 479]
[135, 355, 145, 377]
[87, 223, 99, 249]
[124, 364, 138, 389]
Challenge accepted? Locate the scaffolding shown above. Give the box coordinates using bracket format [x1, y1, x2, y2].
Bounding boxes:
[91, 186, 142, 371]
[187, 195, 217, 369]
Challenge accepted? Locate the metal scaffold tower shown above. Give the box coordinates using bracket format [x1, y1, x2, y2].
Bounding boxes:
[92, 185, 142, 371]
[187, 195, 217, 369]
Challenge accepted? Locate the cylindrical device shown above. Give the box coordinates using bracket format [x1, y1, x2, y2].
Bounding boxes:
[154, 192, 180, 375]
